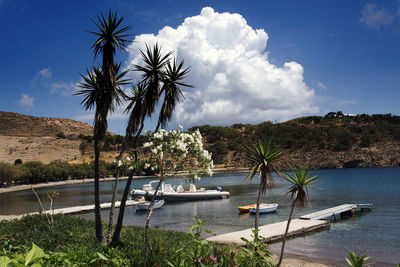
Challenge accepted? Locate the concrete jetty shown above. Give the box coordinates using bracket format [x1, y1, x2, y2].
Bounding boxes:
[206, 219, 330, 246]
[0, 200, 140, 221]
[207, 204, 371, 246]
[300, 204, 372, 220]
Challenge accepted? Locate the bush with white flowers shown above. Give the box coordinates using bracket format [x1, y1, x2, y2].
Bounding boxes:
[143, 127, 213, 181]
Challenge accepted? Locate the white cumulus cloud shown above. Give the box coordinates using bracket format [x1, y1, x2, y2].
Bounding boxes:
[18, 94, 34, 110]
[126, 7, 317, 126]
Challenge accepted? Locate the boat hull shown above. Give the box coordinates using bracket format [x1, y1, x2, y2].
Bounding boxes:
[136, 199, 165, 211]
[249, 203, 278, 214]
[238, 203, 267, 213]
[161, 191, 230, 202]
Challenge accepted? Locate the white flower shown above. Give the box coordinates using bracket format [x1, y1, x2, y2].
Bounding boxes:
[117, 160, 122, 167]
[144, 163, 150, 169]
[143, 142, 152, 148]
[178, 125, 183, 130]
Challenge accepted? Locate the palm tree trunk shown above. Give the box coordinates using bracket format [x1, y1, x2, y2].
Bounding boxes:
[106, 168, 119, 244]
[107, 139, 128, 244]
[254, 181, 263, 238]
[144, 177, 164, 265]
[134, 117, 145, 162]
[154, 121, 160, 132]
[94, 137, 104, 244]
[277, 200, 296, 267]
[110, 171, 134, 246]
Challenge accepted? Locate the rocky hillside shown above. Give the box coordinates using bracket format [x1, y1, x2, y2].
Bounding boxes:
[0, 111, 94, 164]
[191, 112, 400, 169]
[0, 111, 93, 137]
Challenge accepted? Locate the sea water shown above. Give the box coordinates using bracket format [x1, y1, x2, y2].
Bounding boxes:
[1, 167, 399, 265]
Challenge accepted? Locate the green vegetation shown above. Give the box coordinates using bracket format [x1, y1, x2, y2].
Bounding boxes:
[0, 160, 140, 187]
[189, 112, 400, 164]
[0, 215, 243, 266]
[346, 250, 372, 267]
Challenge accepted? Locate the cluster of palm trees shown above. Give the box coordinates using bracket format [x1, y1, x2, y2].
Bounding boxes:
[77, 9, 318, 266]
[243, 138, 319, 266]
[75, 10, 191, 246]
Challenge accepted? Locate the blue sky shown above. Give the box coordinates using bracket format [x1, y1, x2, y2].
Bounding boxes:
[0, 0, 399, 134]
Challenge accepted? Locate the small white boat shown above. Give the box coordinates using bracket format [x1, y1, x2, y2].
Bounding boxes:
[249, 203, 278, 214]
[136, 199, 165, 212]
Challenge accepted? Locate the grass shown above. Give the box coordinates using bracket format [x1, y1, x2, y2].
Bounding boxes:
[0, 214, 239, 266]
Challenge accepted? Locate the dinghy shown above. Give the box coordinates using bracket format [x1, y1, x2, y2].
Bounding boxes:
[248, 203, 278, 214]
[238, 203, 267, 213]
[136, 199, 165, 212]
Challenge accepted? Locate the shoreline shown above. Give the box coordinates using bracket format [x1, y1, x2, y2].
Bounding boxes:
[0, 167, 250, 195]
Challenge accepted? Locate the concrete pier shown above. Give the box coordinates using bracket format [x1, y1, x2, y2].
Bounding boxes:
[207, 204, 371, 246]
[300, 204, 372, 220]
[206, 219, 330, 246]
[0, 200, 140, 221]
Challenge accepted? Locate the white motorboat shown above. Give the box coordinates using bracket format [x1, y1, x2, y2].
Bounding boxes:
[136, 199, 165, 212]
[249, 203, 278, 214]
[129, 181, 230, 202]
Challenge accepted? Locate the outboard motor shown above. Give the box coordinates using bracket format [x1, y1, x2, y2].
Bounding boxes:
[216, 186, 223, 192]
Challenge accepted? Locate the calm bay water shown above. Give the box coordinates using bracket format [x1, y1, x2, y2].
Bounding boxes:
[1, 167, 399, 265]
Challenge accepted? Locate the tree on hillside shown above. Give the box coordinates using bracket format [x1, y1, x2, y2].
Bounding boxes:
[76, 10, 132, 244]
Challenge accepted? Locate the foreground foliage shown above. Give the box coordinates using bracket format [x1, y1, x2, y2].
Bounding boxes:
[0, 215, 272, 266]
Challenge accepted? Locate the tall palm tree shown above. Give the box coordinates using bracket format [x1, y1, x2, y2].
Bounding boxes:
[277, 168, 319, 267]
[243, 138, 283, 238]
[90, 10, 132, 94]
[76, 65, 128, 244]
[81, 10, 131, 244]
[155, 59, 192, 131]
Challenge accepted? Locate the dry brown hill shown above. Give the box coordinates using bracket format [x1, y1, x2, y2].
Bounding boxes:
[0, 111, 95, 164]
[0, 111, 93, 137]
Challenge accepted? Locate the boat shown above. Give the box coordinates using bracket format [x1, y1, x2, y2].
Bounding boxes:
[238, 203, 267, 213]
[248, 203, 278, 214]
[136, 199, 165, 212]
[129, 181, 230, 202]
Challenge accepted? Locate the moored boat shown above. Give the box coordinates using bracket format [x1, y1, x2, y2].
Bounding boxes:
[129, 182, 230, 202]
[238, 203, 267, 213]
[136, 199, 165, 212]
[248, 203, 278, 214]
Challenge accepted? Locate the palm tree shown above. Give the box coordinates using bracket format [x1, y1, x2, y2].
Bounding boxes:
[155, 59, 192, 131]
[134, 43, 172, 117]
[76, 64, 128, 243]
[81, 10, 131, 244]
[90, 10, 132, 94]
[110, 82, 146, 246]
[243, 139, 283, 237]
[277, 168, 319, 267]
